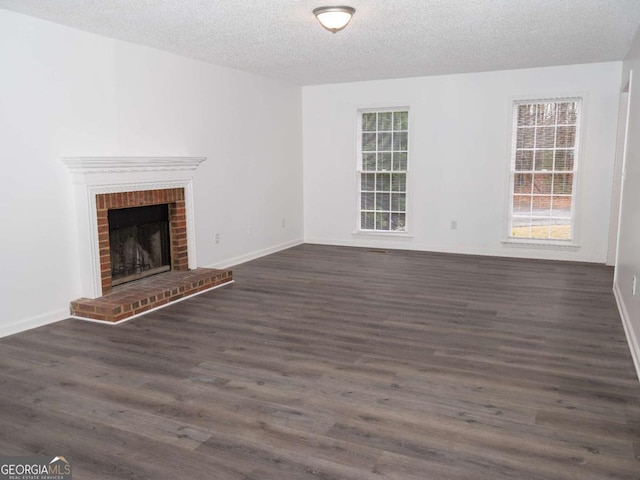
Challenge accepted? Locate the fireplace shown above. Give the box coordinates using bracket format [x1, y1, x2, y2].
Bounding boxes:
[108, 204, 171, 286]
[62, 157, 213, 296]
[63, 157, 234, 323]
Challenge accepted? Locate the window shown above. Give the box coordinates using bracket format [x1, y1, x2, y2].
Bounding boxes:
[358, 109, 409, 232]
[508, 99, 581, 242]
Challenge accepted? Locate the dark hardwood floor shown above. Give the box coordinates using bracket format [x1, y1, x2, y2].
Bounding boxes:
[1, 244, 639, 479]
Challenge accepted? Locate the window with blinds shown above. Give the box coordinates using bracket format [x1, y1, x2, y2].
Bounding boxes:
[508, 99, 581, 242]
[358, 109, 409, 232]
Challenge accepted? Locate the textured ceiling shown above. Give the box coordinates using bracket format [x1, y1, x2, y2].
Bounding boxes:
[1, 0, 639, 85]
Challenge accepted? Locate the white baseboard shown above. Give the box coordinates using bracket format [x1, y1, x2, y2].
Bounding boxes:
[206, 238, 304, 269]
[303, 237, 604, 263]
[0, 308, 69, 339]
[613, 281, 640, 382]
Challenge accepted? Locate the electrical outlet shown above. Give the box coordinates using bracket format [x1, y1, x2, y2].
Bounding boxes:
[215, 233, 220, 244]
[450, 220, 457, 230]
[633, 275, 637, 296]
[282, 218, 286, 228]
[247, 225, 251, 235]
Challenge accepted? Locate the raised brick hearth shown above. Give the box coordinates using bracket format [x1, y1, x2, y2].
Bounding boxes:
[70, 268, 233, 323]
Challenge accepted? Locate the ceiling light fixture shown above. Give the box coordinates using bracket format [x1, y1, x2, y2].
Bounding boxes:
[313, 6, 356, 33]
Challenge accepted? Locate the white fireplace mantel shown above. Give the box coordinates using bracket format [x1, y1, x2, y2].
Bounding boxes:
[62, 156, 206, 299]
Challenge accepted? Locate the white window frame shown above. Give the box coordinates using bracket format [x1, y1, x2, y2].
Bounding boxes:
[504, 96, 584, 248]
[355, 107, 411, 235]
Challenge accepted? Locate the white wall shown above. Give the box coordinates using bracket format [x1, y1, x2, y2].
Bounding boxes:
[0, 9, 303, 337]
[303, 63, 622, 263]
[615, 28, 640, 379]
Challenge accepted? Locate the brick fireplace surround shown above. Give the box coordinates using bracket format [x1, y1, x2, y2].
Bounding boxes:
[63, 157, 233, 324]
[97, 187, 188, 295]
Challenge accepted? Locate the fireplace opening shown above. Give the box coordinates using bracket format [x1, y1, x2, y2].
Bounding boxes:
[108, 204, 171, 286]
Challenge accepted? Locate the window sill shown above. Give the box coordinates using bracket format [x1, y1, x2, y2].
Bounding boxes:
[352, 230, 413, 239]
[501, 239, 580, 251]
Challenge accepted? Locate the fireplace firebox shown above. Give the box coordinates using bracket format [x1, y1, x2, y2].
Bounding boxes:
[108, 204, 171, 286]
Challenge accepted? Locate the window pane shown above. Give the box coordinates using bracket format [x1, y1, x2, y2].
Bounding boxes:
[362, 113, 377, 132]
[513, 173, 532, 194]
[552, 196, 572, 218]
[378, 152, 392, 171]
[376, 173, 391, 191]
[511, 223, 532, 238]
[393, 132, 408, 151]
[530, 224, 551, 239]
[376, 193, 390, 211]
[515, 150, 533, 171]
[534, 150, 554, 170]
[512, 216, 530, 228]
[391, 213, 406, 231]
[554, 150, 574, 171]
[536, 103, 557, 125]
[535, 126, 555, 148]
[532, 195, 552, 211]
[553, 173, 573, 195]
[517, 104, 536, 126]
[391, 193, 406, 211]
[391, 173, 406, 192]
[557, 102, 578, 125]
[376, 212, 390, 230]
[361, 192, 374, 210]
[513, 195, 532, 214]
[378, 112, 392, 131]
[361, 212, 375, 230]
[361, 173, 375, 191]
[550, 222, 571, 240]
[516, 128, 535, 148]
[393, 152, 408, 171]
[393, 111, 408, 131]
[362, 153, 376, 170]
[555, 126, 576, 148]
[362, 133, 376, 151]
[533, 173, 552, 194]
[378, 132, 392, 151]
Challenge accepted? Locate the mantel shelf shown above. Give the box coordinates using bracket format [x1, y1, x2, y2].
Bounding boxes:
[61, 156, 206, 174]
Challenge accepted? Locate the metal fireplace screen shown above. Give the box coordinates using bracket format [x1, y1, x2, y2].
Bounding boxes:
[108, 204, 171, 286]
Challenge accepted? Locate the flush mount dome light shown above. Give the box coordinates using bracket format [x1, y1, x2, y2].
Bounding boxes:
[313, 6, 356, 33]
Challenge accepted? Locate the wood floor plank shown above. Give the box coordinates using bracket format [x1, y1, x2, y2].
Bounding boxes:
[1, 244, 639, 478]
[0, 397, 246, 480]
